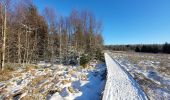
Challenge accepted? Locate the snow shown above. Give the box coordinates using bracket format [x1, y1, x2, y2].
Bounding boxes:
[109, 52, 170, 99]
[49, 63, 106, 100]
[103, 53, 148, 100]
[0, 62, 106, 100]
[50, 92, 64, 100]
[74, 72, 105, 100]
[0, 62, 106, 99]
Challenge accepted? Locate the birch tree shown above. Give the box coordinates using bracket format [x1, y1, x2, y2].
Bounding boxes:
[0, 1, 7, 70]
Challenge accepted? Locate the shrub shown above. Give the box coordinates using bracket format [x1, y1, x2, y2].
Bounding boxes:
[135, 46, 140, 52]
[25, 64, 38, 71]
[80, 54, 89, 68]
[95, 49, 105, 62]
[162, 42, 170, 53]
[5, 63, 21, 71]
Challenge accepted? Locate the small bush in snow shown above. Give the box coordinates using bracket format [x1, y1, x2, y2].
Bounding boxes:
[95, 49, 105, 62]
[80, 54, 89, 68]
[4, 63, 21, 71]
[68, 87, 75, 93]
[61, 80, 70, 85]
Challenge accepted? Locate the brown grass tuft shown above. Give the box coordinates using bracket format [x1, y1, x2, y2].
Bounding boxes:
[61, 79, 70, 85]
[0, 69, 13, 81]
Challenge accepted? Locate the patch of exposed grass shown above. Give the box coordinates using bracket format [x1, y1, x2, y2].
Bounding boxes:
[67, 70, 75, 75]
[25, 65, 38, 72]
[157, 67, 170, 76]
[0, 69, 13, 81]
[68, 86, 74, 93]
[20, 95, 35, 100]
[5, 63, 21, 71]
[79, 74, 87, 81]
[29, 75, 47, 87]
[61, 79, 71, 85]
[0, 63, 20, 81]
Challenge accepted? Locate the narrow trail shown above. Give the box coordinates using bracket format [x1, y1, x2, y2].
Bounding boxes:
[102, 53, 148, 100]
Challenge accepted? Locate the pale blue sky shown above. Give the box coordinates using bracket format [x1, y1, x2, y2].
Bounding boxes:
[33, 0, 170, 45]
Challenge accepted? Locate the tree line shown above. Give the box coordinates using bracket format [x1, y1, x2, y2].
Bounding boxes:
[0, 0, 103, 70]
[105, 42, 170, 54]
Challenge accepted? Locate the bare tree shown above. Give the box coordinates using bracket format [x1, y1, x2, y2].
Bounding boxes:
[0, 1, 103, 70]
[0, 1, 7, 70]
[0, 3, 3, 69]
[43, 7, 58, 64]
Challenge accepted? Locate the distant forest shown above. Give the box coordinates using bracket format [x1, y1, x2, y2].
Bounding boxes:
[105, 42, 170, 54]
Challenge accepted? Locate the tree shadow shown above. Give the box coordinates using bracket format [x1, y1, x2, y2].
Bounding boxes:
[75, 63, 106, 100]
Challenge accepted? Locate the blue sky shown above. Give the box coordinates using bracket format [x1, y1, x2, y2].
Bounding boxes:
[33, 0, 170, 45]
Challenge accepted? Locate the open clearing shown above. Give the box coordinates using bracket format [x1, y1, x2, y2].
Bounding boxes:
[109, 51, 170, 100]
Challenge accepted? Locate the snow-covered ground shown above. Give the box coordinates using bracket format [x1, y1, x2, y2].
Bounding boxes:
[109, 51, 170, 100]
[0, 61, 106, 100]
[4, 51, 168, 100]
[103, 53, 148, 100]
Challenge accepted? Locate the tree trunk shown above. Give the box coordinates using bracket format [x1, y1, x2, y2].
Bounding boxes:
[2, 4, 6, 70]
[18, 30, 21, 64]
[59, 26, 62, 64]
[0, 4, 3, 70]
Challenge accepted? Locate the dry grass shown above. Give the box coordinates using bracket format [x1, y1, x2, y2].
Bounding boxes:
[157, 67, 170, 76]
[0, 63, 22, 81]
[20, 95, 34, 100]
[21, 80, 52, 99]
[111, 51, 170, 99]
[5, 63, 21, 71]
[79, 74, 87, 81]
[2, 95, 13, 100]
[67, 70, 75, 75]
[25, 65, 38, 72]
[0, 63, 39, 82]
[0, 69, 13, 82]
[113, 51, 170, 76]
[29, 75, 47, 87]
[61, 79, 71, 85]
[68, 86, 74, 93]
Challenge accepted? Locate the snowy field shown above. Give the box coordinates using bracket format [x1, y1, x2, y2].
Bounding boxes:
[109, 51, 170, 100]
[103, 53, 147, 100]
[1, 51, 169, 100]
[0, 61, 106, 100]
